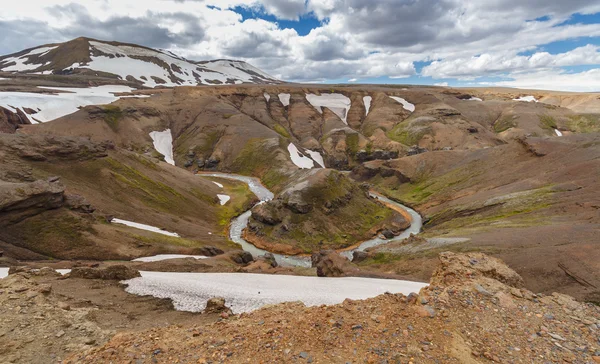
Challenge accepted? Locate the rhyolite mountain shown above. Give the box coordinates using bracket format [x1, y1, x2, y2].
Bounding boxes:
[0, 37, 280, 87]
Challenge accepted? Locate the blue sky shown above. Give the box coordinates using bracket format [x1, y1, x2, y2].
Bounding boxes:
[1, 0, 599, 91]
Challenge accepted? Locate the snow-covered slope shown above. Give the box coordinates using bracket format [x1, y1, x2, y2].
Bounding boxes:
[0, 37, 279, 87]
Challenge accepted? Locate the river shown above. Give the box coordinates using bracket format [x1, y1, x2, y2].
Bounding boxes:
[199, 173, 423, 268]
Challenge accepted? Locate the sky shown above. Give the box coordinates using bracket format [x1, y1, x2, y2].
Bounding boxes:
[1, 0, 600, 91]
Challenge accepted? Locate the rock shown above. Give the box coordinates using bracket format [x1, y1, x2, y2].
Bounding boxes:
[196, 159, 205, 168]
[283, 191, 313, 214]
[415, 305, 436, 318]
[467, 127, 478, 133]
[381, 229, 395, 239]
[311, 250, 358, 277]
[64, 194, 95, 213]
[58, 302, 71, 311]
[261, 253, 278, 268]
[407, 145, 428, 156]
[352, 250, 369, 263]
[56, 330, 65, 338]
[205, 157, 220, 169]
[0, 179, 65, 225]
[299, 352, 309, 359]
[68, 265, 141, 280]
[228, 251, 254, 265]
[195, 246, 224, 257]
[251, 203, 283, 225]
[430, 252, 524, 288]
[204, 297, 232, 314]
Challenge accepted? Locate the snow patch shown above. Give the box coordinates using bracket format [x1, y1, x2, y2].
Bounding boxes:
[306, 150, 325, 168]
[217, 194, 231, 205]
[133, 255, 208, 263]
[0, 85, 135, 123]
[0, 46, 58, 72]
[278, 93, 290, 107]
[263, 92, 270, 102]
[213, 181, 224, 188]
[555, 129, 563, 137]
[149, 129, 175, 166]
[287, 143, 314, 169]
[468, 97, 483, 101]
[389, 96, 415, 112]
[124, 272, 428, 313]
[513, 95, 538, 103]
[363, 96, 372, 116]
[111, 218, 180, 237]
[306, 93, 352, 125]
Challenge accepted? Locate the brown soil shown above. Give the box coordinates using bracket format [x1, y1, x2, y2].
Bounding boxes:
[67, 252, 600, 364]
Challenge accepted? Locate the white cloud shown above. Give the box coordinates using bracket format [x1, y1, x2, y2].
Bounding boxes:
[422, 45, 600, 79]
[495, 68, 600, 92]
[0, 0, 598, 88]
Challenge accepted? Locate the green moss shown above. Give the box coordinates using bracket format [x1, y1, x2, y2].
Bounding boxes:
[216, 182, 256, 229]
[125, 232, 207, 248]
[567, 114, 600, 133]
[494, 116, 517, 133]
[387, 122, 431, 146]
[230, 139, 291, 191]
[273, 124, 291, 138]
[427, 186, 555, 232]
[345, 133, 360, 156]
[103, 157, 186, 211]
[539, 114, 557, 130]
[3, 211, 96, 256]
[103, 105, 123, 132]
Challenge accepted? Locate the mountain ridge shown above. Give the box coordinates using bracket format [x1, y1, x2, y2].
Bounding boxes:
[0, 37, 280, 87]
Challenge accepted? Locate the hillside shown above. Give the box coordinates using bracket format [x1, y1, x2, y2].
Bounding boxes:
[0, 37, 280, 87]
[67, 252, 600, 363]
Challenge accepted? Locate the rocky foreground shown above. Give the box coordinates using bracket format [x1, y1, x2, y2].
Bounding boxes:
[59, 253, 600, 364]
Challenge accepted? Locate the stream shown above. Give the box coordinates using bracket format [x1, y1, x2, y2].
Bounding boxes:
[199, 173, 423, 268]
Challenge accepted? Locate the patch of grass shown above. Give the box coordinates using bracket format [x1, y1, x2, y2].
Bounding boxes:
[567, 114, 600, 133]
[494, 115, 517, 133]
[345, 133, 360, 156]
[427, 186, 555, 232]
[216, 182, 257, 229]
[273, 124, 291, 138]
[387, 122, 431, 146]
[222, 114, 235, 119]
[231, 139, 291, 191]
[104, 157, 185, 211]
[125, 232, 206, 248]
[103, 105, 123, 132]
[2, 211, 96, 257]
[379, 161, 482, 206]
[539, 114, 557, 130]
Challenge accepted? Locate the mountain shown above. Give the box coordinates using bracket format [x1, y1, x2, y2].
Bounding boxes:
[0, 37, 280, 87]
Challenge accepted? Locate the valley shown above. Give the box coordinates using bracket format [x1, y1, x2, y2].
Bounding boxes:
[0, 37, 599, 363]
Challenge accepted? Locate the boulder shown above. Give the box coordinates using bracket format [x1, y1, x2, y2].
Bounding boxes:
[251, 203, 283, 225]
[194, 246, 224, 257]
[283, 191, 313, 214]
[0, 179, 65, 225]
[228, 251, 254, 265]
[311, 250, 358, 277]
[261, 253, 278, 268]
[64, 194, 95, 213]
[68, 265, 141, 280]
[430, 252, 524, 289]
[204, 297, 232, 314]
[352, 250, 370, 263]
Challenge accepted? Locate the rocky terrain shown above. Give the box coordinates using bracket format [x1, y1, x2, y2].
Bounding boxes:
[66, 252, 600, 363]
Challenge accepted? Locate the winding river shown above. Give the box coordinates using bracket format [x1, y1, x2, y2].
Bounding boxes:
[200, 173, 423, 268]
